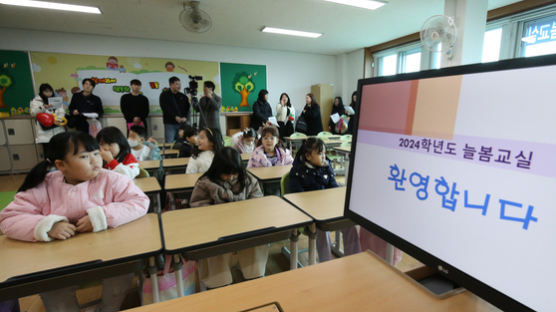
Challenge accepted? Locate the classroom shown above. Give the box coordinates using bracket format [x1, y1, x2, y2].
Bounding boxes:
[0, 0, 554, 311]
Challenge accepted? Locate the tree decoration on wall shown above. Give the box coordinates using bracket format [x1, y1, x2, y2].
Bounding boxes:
[232, 71, 255, 107]
[0, 72, 12, 109]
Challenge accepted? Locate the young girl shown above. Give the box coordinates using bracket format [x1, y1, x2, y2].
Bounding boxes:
[0, 131, 149, 312]
[289, 138, 360, 262]
[186, 127, 223, 174]
[128, 125, 161, 161]
[276, 92, 295, 139]
[189, 147, 267, 289]
[232, 128, 257, 154]
[172, 124, 198, 158]
[30, 83, 66, 147]
[247, 125, 293, 168]
[96, 126, 140, 179]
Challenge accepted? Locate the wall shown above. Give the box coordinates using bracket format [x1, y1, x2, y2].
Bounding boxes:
[336, 49, 364, 105]
[0, 28, 338, 118]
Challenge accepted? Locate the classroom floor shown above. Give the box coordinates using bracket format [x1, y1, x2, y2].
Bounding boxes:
[0, 174, 423, 311]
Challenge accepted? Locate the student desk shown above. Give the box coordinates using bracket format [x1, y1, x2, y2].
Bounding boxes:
[160, 196, 312, 296]
[128, 251, 494, 312]
[161, 149, 179, 158]
[283, 136, 308, 152]
[164, 173, 203, 208]
[241, 153, 251, 167]
[163, 157, 189, 174]
[0, 214, 163, 302]
[247, 165, 292, 196]
[158, 143, 173, 149]
[134, 177, 162, 213]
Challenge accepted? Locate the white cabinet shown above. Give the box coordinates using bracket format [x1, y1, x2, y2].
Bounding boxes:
[9, 145, 38, 171]
[0, 147, 11, 171]
[103, 116, 128, 136]
[149, 116, 164, 142]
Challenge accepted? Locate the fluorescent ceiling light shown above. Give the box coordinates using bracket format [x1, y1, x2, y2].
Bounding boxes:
[261, 27, 322, 38]
[0, 0, 101, 14]
[324, 0, 386, 10]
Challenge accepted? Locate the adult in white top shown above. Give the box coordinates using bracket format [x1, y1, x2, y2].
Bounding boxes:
[275, 92, 295, 139]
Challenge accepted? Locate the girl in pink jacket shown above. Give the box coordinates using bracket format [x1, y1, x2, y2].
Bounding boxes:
[0, 131, 149, 312]
[247, 125, 293, 168]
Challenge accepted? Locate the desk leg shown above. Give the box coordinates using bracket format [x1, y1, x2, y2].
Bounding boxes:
[173, 254, 185, 297]
[386, 243, 394, 265]
[308, 223, 317, 265]
[156, 192, 162, 214]
[148, 257, 160, 303]
[289, 228, 299, 270]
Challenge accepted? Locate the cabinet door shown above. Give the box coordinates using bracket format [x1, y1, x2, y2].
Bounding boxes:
[149, 117, 164, 142]
[0, 147, 11, 171]
[103, 117, 127, 136]
[10, 145, 38, 171]
[0, 120, 6, 145]
[4, 119, 35, 145]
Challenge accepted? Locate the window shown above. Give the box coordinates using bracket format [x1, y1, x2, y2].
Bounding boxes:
[520, 14, 556, 57]
[482, 28, 503, 62]
[374, 43, 422, 77]
[402, 50, 421, 73]
[378, 54, 397, 76]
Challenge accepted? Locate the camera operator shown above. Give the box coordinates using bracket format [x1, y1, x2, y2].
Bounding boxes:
[198, 80, 222, 132]
[159, 76, 190, 142]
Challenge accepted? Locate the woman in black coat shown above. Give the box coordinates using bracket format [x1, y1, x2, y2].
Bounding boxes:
[328, 96, 345, 134]
[250, 89, 272, 131]
[302, 93, 323, 136]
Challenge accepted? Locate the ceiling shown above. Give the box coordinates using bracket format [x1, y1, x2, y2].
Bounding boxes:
[0, 0, 522, 55]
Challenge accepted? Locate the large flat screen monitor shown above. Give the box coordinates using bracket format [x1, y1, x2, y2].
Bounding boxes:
[345, 54, 556, 312]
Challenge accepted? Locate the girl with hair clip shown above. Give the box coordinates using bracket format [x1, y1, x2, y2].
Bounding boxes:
[276, 92, 295, 139]
[186, 127, 224, 174]
[0, 131, 149, 312]
[289, 138, 360, 262]
[247, 125, 293, 168]
[232, 128, 257, 154]
[301, 93, 323, 136]
[189, 147, 268, 289]
[30, 83, 66, 147]
[96, 126, 140, 179]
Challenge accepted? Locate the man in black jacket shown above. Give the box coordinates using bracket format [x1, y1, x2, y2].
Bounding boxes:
[160, 76, 190, 142]
[120, 79, 149, 135]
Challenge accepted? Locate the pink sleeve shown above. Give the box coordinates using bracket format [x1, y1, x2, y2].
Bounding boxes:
[0, 186, 52, 241]
[101, 174, 149, 228]
[283, 149, 294, 165]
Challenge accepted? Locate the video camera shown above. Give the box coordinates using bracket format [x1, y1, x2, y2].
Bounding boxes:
[185, 75, 203, 97]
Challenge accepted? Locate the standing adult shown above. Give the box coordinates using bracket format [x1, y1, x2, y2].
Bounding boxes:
[198, 80, 222, 131]
[159, 76, 190, 142]
[68, 78, 103, 134]
[328, 96, 345, 134]
[347, 91, 358, 134]
[250, 89, 272, 131]
[120, 79, 149, 134]
[301, 93, 323, 136]
[30, 83, 66, 153]
[276, 92, 295, 139]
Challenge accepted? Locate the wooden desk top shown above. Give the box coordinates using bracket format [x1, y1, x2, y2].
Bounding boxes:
[139, 160, 161, 170]
[165, 173, 203, 191]
[162, 149, 179, 155]
[0, 214, 161, 284]
[163, 157, 189, 168]
[128, 251, 496, 312]
[247, 165, 292, 182]
[284, 187, 346, 222]
[134, 177, 161, 193]
[241, 153, 251, 161]
[334, 146, 351, 153]
[161, 196, 312, 252]
[158, 143, 173, 148]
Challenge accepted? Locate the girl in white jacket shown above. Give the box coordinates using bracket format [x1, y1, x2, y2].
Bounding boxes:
[30, 83, 66, 146]
[186, 127, 224, 174]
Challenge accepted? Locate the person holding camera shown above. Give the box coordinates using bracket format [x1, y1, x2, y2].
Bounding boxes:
[159, 76, 190, 142]
[198, 80, 222, 132]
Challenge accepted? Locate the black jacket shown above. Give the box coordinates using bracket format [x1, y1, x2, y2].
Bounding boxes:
[69, 92, 104, 117]
[302, 104, 323, 136]
[120, 93, 149, 123]
[289, 154, 337, 193]
[159, 90, 190, 124]
[250, 99, 272, 130]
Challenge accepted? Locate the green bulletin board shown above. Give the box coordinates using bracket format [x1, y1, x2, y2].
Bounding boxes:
[0, 50, 34, 117]
[220, 62, 267, 112]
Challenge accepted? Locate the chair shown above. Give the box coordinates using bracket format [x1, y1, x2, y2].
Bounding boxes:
[290, 132, 307, 139]
[137, 167, 150, 178]
[340, 134, 352, 142]
[223, 136, 233, 147]
[316, 131, 333, 139]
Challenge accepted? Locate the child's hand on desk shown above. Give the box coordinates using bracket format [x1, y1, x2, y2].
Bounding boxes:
[48, 221, 76, 240]
[76, 215, 93, 233]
